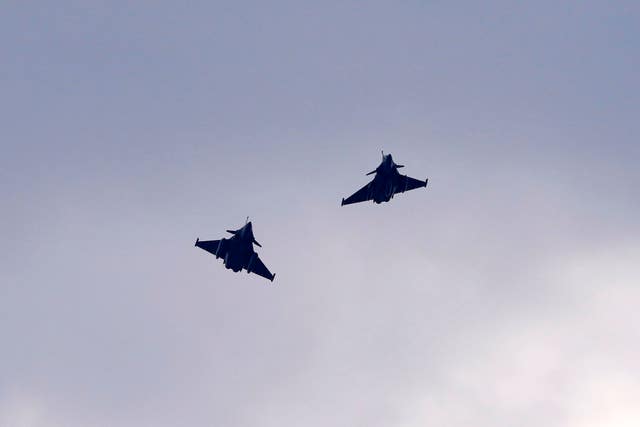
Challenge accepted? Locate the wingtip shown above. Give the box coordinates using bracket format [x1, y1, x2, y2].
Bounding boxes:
[341, 198, 345, 206]
[425, 178, 428, 188]
[271, 273, 276, 282]
[195, 237, 199, 246]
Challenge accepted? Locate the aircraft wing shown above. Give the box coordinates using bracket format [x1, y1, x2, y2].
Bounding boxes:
[195, 239, 226, 257]
[396, 175, 428, 194]
[248, 254, 276, 282]
[341, 182, 373, 206]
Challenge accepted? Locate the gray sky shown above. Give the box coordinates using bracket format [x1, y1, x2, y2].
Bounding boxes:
[1, 1, 639, 426]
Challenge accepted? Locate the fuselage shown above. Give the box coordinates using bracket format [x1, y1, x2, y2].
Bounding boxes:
[222, 223, 257, 272]
[370, 154, 401, 203]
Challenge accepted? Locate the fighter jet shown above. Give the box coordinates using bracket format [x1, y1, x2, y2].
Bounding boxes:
[195, 218, 276, 282]
[341, 151, 428, 206]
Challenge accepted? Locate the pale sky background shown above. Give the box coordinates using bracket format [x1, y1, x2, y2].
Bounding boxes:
[1, 1, 639, 426]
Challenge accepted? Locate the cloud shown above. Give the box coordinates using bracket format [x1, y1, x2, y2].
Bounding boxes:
[395, 246, 640, 427]
[0, 392, 53, 427]
[2, 1, 639, 426]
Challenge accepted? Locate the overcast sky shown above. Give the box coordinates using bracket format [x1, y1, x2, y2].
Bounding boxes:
[1, 1, 639, 426]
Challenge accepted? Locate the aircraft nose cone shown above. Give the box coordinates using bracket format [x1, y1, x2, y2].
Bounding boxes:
[244, 221, 253, 237]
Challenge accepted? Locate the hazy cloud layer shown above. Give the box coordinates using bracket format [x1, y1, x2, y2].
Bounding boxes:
[2, 1, 639, 426]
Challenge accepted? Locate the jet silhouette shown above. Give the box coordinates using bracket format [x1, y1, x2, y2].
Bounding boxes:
[195, 218, 276, 282]
[341, 152, 428, 206]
